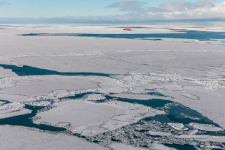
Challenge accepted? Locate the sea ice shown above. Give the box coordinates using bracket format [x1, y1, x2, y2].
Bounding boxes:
[34, 99, 164, 136]
[0, 125, 108, 150]
[0, 102, 31, 119]
[168, 123, 189, 130]
[189, 123, 223, 131]
[1, 24, 225, 149]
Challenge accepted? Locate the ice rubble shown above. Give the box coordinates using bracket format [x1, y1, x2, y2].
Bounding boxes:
[85, 94, 105, 101]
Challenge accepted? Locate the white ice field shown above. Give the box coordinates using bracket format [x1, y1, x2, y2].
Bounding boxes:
[0, 23, 225, 150]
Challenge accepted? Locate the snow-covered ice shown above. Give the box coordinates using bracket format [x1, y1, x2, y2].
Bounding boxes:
[0, 102, 31, 119]
[34, 99, 164, 136]
[0, 125, 109, 150]
[1, 23, 225, 149]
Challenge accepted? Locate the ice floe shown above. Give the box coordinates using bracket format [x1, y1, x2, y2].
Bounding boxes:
[0, 125, 108, 150]
[168, 123, 189, 131]
[34, 100, 164, 136]
[189, 123, 223, 131]
[0, 102, 31, 119]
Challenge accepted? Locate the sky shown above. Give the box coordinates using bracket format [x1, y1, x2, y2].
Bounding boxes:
[0, 0, 225, 23]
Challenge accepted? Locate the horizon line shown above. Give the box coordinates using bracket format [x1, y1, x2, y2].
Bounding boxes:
[1, 17, 225, 24]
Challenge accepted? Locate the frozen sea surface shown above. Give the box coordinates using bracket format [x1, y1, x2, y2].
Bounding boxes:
[1, 23, 225, 149]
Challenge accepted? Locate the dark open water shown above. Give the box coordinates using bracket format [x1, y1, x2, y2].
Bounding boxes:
[21, 29, 225, 40]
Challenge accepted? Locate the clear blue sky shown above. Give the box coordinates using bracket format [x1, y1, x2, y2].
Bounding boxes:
[1, 0, 161, 17]
[0, 0, 223, 18]
[0, 0, 225, 23]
